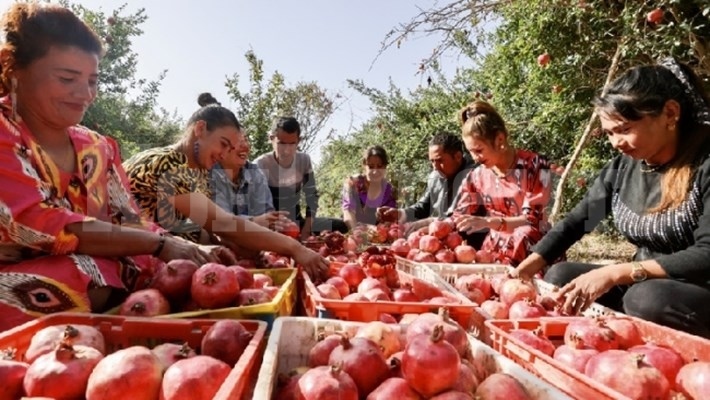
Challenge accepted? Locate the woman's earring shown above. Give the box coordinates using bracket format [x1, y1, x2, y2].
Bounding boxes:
[500, 145, 505, 150]
[193, 140, 201, 165]
[10, 76, 19, 123]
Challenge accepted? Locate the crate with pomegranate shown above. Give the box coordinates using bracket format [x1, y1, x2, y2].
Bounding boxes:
[0, 312, 267, 400]
[252, 316, 571, 399]
[113, 265, 297, 330]
[486, 316, 710, 399]
[302, 250, 486, 332]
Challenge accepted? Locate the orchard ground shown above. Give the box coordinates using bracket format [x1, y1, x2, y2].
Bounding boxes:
[566, 232, 635, 264]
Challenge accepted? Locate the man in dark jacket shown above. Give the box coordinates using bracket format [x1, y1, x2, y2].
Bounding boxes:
[377, 132, 486, 246]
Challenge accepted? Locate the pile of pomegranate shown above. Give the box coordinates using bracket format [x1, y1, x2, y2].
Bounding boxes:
[118, 259, 282, 316]
[392, 219, 494, 265]
[449, 272, 566, 319]
[313, 247, 465, 323]
[229, 251, 292, 269]
[273, 318, 534, 399]
[505, 316, 710, 399]
[0, 320, 254, 400]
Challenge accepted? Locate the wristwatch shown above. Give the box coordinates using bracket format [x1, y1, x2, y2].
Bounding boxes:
[630, 262, 648, 282]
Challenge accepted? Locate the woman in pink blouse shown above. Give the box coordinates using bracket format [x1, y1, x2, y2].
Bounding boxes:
[452, 101, 552, 265]
[342, 146, 397, 230]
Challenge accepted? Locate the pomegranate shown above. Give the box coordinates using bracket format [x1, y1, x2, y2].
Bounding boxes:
[388, 351, 404, 378]
[584, 350, 670, 399]
[629, 344, 685, 384]
[24, 343, 103, 399]
[339, 263, 367, 289]
[647, 8, 664, 24]
[119, 288, 170, 316]
[429, 391, 475, 399]
[367, 377, 421, 399]
[455, 274, 492, 300]
[227, 265, 254, 290]
[316, 283, 342, 300]
[343, 236, 358, 252]
[489, 274, 510, 295]
[390, 238, 411, 257]
[262, 286, 280, 299]
[564, 318, 619, 351]
[435, 249, 457, 263]
[537, 52, 550, 67]
[151, 342, 196, 370]
[453, 245, 476, 263]
[86, 346, 163, 400]
[676, 361, 710, 399]
[480, 299, 509, 319]
[508, 299, 547, 319]
[191, 263, 240, 309]
[343, 293, 369, 301]
[402, 325, 460, 397]
[603, 317, 643, 349]
[444, 232, 463, 250]
[406, 310, 469, 358]
[201, 320, 252, 366]
[358, 277, 389, 295]
[475, 373, 531, 399]
[379, 313, 398, 324]
[406, 249, 421, 260]
[419, 235, 442, 253]
[429, 220, 453, 240]
[234, 258, 257, 269]
[364, 288, 391, 302]
[475, 250, 494, 263]
[150, 259, 198, 301]
[328, 336, 390, 395]
[410, 277, 444, 300]
[273, 368, 305, 400]
[498, 279, 536, 306]
[537, 295, 558, 311]
[25, 324, 105, 364]
[297, 365, 358, 400]
[326, 276, 350, 298]
[237, 288, 272, 305]
[356, 321, 401, 358]
[308, 334, 343, 367]
[553, 335, 599, 373]
[160, 355, 231, 400]
[452, 361, 479, 394]
[252, 273, 273, 288]
[413, 251, 436, 263]
[510, 328, 555, 357]
[0, 349, 28, 400]
[392, 286, 420, 302]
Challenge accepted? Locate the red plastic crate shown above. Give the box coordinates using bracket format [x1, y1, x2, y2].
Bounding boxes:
[0, 312, 267, 400]
[302, 257, 486, 333]
[485, 316, 710, 400]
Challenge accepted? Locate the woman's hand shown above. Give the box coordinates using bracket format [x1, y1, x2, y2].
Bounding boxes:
[252, 211, 290, 229]
[158, 236, 234, 266]
[292, 246, 329, 280]
[512, 253, 548, 281]
[555, 267, 617, 315]
[453, 215, 490, 234]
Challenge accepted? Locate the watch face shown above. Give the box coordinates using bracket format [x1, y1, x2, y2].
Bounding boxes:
[631, 269, 647, 282]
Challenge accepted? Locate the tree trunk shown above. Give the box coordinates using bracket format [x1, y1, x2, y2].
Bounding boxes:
[549, 41, 625, 223]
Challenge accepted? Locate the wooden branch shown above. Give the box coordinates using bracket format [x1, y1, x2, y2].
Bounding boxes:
[549, 41, 625, 223]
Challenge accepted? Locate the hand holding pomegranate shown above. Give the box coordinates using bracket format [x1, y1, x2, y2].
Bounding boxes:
[512, 253, 548, 281]
[252, 211, 289, 229]
[403, 218, 429, 237]
[556, 267, 616, 315]
[376, 206, 401, 224]
[197, 244, 237, 265]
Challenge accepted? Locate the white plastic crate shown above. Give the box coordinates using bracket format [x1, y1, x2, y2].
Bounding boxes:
[253, 317, 573, 400]
[425, 262, 615, 318]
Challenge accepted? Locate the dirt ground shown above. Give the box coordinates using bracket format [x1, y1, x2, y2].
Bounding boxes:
[565, 233, 636, 264]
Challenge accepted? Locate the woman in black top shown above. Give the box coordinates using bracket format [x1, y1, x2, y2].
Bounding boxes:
[515, 58, 710, 338]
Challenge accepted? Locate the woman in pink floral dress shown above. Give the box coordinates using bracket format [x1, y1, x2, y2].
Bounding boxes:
[452, 101, 552, 265]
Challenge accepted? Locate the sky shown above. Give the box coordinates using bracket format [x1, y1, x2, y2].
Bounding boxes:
[3, 0, 464, 164]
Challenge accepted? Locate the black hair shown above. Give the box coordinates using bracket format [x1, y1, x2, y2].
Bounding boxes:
[0, 3, 103, 96]
[429, 132, 464, 155]
[186, 92, 241, 132]
[362, 145, 389, 166]
[272, 116, 301, 137]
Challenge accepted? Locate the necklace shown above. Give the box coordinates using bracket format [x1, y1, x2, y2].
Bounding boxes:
[639, 160, 669, 173]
